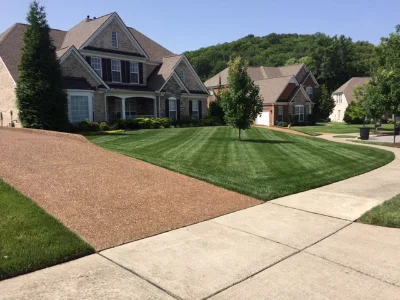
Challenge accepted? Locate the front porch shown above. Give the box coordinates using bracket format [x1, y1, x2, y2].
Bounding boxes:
[106, 96, 156, 123]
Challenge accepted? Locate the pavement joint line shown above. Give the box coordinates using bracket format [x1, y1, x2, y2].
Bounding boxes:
[201, 249, 302, 300]
[270, 201, 355, 222]
[209, 220, 300, 251]
[303, 250, 400, 289]
[97, 253, 183, 300]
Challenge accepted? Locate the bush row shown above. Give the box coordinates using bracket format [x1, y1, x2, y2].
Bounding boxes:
[72, 116, 224, 132]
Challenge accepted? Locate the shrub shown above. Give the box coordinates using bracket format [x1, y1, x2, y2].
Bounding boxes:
[277, 122, 288, 127]
[388, 118, 395, 124]
[73, 119, 101, 132]
[306, 114, 316, 126]
[181, 124, 187, 128]
[159, 125, 165, 129]
[113, 119, 128, 129]
[99, 122, 109, 131]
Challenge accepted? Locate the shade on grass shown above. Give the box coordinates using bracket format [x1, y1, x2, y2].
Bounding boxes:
[88, 127, 394, 201]
[293, 122, 394, 135]
[0, 179, 94, 280]
[358, 195, 400, 228]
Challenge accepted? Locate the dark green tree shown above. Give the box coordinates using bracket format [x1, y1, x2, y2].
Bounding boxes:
[16, 1, 69, 131]
[208, 82, 225, 124]
[315, 84, 335, 119]
[220, 57, 263, 140]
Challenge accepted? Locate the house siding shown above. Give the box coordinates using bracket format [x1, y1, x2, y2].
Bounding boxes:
[88, 18, 141, 54]
[329, 93, 348, 122]
[0, 58, 19, 127]
[61, 53, 98, 87]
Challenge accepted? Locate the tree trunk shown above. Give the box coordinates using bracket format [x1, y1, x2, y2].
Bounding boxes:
[394, 122, 396, 144]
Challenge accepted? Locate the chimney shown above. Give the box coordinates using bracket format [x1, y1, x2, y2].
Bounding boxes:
[86, 15, 90, 22]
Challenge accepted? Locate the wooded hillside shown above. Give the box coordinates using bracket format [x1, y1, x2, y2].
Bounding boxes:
[184, 33, 376, 92]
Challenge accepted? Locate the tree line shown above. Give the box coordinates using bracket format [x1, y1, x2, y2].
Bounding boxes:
[185, 33, 376, 93]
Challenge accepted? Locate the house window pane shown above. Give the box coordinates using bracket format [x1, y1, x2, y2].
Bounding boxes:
[169, 99, 177, 119]
[306, 86, 313, 100]
[90, 57, 102, 77]
[309, 105, 312, 114]
[130, 62, 139, 84]
[295, 105, 304, 122]
[111, 59, 121, 82]
[178, 69, 185, 82]
[192, 100, 199, 119]
[70, 95, 89, 123]
[112, 31, 118, 48]
[278, 106, 283, 122]
[125, 98, 137, 119]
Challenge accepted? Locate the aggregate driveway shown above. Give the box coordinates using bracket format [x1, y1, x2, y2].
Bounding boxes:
[0, 128, 260, 250]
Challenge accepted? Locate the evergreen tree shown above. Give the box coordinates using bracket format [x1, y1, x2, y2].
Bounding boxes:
[16, 1, 69, 131]
[315, 84, 335, 119]
[220, 57, 263, 140]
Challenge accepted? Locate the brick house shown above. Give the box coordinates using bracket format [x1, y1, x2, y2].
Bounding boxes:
[204, 64, 319, 126]
[0, 12, 208, 127]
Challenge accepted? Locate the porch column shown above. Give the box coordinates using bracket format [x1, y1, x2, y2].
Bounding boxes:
[121, 97, 126, 120]
[153, 98, 157, 117]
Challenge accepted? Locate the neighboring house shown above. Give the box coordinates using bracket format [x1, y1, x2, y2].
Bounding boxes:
[0, 13, 208, 127]
[330, 77, 371, 122]
[204, 64, 319, 126]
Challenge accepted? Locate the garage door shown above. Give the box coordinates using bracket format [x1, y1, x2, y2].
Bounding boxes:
[255, 110, 270, 126]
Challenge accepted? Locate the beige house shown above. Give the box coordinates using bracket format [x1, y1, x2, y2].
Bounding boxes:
[330, 77, 371, 122]
[0, 13, 208, 127]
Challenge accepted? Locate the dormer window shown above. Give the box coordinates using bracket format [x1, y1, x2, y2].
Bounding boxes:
[178, 69, 185, 82]
[306, 86, 313, 100]
[112, 31, 118, 48]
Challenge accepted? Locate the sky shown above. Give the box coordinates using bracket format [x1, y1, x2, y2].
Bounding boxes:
[1, 0, 399, 54]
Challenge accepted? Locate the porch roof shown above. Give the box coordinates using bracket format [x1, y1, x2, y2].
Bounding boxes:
[62, 76, 95, 90]
[107, 83, 155, 92]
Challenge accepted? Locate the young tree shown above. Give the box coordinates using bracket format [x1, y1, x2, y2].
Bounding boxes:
[315, 84, 335, 119]
[220, 57, 263, 140]
[208, 82, 225, 124]
[16, 1, 69, 131]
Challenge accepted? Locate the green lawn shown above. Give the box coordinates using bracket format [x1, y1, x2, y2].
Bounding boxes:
[0, 179, 94, 280]
[359, 194, 400, 228]
[87, 126, 394, 201]
[293, 122, 394, 135]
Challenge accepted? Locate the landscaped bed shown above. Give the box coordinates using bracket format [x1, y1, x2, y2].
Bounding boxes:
[359, 194, 400, 228]
[293, 122, 393, 135]
[87, 126, 394, 201]
[0, 179, 94, 280]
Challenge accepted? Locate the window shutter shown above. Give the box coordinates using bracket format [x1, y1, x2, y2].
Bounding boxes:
[139, 63, 144, 84]
[86, 56, 91, 65]
[121, 60, 127, 83]
[198, 100, 202, 119]
[177, 99, 181, 120]
[106, 59, 112, 82]
[189, 100, 192, 117]
[165, 99, 169, 118]
[101, 58, 107, 81]
[126, 61, 131, 83]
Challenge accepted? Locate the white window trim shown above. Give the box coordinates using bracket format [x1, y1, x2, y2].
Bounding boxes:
[130, 61, 139, 84]
[90, 57, 102, 78]
[111, 59, 121, 83]
[67, 90, 94, 123]
[295, 105, 305, 122]
[112, 31, 118, 48]
[191, 100, 199, 119]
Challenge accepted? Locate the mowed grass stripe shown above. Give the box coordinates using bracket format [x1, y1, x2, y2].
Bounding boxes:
[87, 127, 394, 201]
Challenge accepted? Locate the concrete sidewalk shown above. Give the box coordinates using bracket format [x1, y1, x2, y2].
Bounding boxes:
[1, 133, 399, 299]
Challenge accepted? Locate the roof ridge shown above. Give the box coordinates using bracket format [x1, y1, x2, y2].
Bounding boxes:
[254, 74, 293, 82]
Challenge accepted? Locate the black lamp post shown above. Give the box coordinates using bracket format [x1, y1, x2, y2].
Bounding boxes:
[393, 100, 400, 144]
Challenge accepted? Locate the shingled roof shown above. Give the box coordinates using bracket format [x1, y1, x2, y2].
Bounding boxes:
[0, 12, 176, 81]
[254, 76, 294, 104]
[204, 64, 306, 88]
[333, 77, 371, 104]
[147, 55, 182, 91]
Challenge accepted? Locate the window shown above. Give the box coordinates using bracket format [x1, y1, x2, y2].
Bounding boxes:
[306, 86, 313, 100]
[90, 57, 102, 77]
[338, 110, 341, 121]
[70, 95, 89, 123]
[130, 62, 139, 84]
[278, 106, 283, 122]
[308, 105, 312, 114]
[111, 59, 121, 82]
[294, 105, 304, 122]
[209, 90, 214, 101]
[112, 31, 118, 48]
[169, 99, 177, 119]
[337, 93, 343, 104]
[192, 100, 199, 119]
[125, 98, 137, 119]
[178, 69, 185, 82]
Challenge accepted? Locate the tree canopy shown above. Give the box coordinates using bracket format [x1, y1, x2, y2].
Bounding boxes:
[16, 1, 69, 131]
[185, 33, 375, 93]
[220, 57, 263, 140]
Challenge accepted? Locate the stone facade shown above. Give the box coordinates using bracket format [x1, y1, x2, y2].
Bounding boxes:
[61, 53, 98, 87]
[175, 60, 203, 92]
[0, 58, 19, 127]
[89, 19, 141, 54]
[93, 92, 106, 122]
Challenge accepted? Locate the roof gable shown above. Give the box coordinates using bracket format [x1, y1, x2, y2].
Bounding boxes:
[333, 77, 371, 104]
[255, 76, 295, 104]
